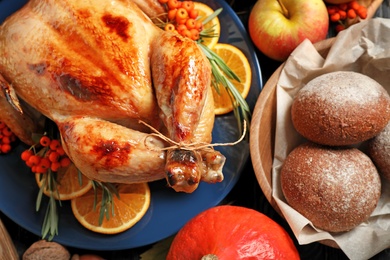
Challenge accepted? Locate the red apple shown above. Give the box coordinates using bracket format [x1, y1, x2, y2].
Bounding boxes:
[248, 0, 329, 61]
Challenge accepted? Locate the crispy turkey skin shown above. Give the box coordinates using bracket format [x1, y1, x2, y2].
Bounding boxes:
[0, 0, 225, 193]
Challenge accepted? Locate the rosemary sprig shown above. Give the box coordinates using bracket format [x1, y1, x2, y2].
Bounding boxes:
[197, 8, 251, 136]
[91, 181, 119, 225]
[198, 8, 222, 40]
[36, 169, 60, 241]
[199, 43, 251, 135]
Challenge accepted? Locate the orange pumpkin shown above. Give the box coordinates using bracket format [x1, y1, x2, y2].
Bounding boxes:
[167, 205, 300, 260]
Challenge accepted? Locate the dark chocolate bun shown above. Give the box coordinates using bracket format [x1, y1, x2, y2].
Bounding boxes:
[281, 142, 381, 233]
[368, 121, 390, 181]
[291, 71, 390, 146]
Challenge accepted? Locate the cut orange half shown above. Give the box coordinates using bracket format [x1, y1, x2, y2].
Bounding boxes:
[211, 43, 252, 115]
[195, 2, 220, 49]
[35, 163, 92, 201]
[71, 183, 150, 234]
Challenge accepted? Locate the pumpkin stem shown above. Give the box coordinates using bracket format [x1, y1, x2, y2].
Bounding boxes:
[201, 254, 219, 260]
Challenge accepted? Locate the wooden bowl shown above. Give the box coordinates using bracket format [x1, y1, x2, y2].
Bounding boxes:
[249, 37, 338, 247]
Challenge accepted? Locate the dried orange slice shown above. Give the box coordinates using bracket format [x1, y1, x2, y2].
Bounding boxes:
[71, 183, 150, 234]
[211, 43, 252, 115]
[195, 2, 220, 49]
[35, 163, 92, 201]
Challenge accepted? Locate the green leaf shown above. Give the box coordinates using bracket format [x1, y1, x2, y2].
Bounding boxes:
[140, 235, 174, 260]
[36, 185, 44, 211]
[201, 8, 222, 25]
[31, 132, 44, 144]
[78, 169, 83, 186]
[91, 181, 119, 226]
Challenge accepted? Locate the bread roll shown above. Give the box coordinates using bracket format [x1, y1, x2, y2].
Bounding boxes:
[368, 121, 390, 181]
[291, 71, 390, 146]
[281, 142, 381, 233]
[23, 240, 70, 260]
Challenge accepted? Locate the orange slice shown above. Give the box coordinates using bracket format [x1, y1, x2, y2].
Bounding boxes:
[36, 163, 93, 201]
[211, 43, 252, 115]
[195, 2, 220, 49]
[71, 183, 150, 234]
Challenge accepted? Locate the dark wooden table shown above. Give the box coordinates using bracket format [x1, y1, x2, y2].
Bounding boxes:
[2, 0, 390, 259]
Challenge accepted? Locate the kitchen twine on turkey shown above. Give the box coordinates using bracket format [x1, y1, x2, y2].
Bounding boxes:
[139, 120, 247, 151]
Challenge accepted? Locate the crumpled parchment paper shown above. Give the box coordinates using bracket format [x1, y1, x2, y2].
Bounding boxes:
[272, 18, 390, 260]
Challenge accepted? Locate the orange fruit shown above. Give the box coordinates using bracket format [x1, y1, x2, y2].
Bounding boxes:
[71, 183, 150, 234]
[35, 163, 93, 201]
[167, 205, 300, 259]
[194, 2, 220, 49]
[211, 43, 252, 115]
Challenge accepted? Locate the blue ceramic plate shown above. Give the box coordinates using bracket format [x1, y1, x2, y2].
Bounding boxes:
[0, 0, 262, 250]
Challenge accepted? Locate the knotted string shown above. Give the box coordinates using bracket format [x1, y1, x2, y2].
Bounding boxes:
[140, 120, 247, 151]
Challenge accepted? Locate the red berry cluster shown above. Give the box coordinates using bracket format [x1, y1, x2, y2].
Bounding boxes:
[327, 1, 368, 32]
[21, 135, 71, 174]
[0, 121, 17, 154]
[158, 0, 203, 40]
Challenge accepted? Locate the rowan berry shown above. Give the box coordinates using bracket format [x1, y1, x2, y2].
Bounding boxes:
[21, 150, 33, 161]
[56, 146, 66, 156]
[49, 151, 60, 163]
[190, 28, 200, 41]
[40, 136, 51, 147]
[167, 0, 180, 10]
[2, 136, 11, 144]
[177, 24, 187, 33]
[176, 8, 189, 21]
[182, 29, 192, 39]
[338, 10, 347, 20]
[27, 155, 41, 166]
[185, 18, 196, 29]
[195, 20, 203, 31]
[168, 9, 178, 21]
[1, 144, 11, 154]
[60, 157, 72, 168]
[189, 8, 199, 19]
[330, 13, 341, 22]
[31, 165, 38, 173]
[2, 127, 13, 137]
[357, 6, 367, 19]
[349, 1, 360, 11]
[49, 139, 61, 151]
[36, 158, 51, 173]
[182, 1, 194, 12]
[51, 161, 61, 172]
[176, 17, 187, 25]
[347, 9, 357, 19]
[165, 23, 176, 32]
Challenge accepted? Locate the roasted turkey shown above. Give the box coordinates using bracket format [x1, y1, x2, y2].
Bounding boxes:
[0, 0, 225, 193]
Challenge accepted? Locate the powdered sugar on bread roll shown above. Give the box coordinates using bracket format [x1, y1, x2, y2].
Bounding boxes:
[369, 121, 390, 181]
[281, 142, 381, 233]
[291, 71, 390, 146]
